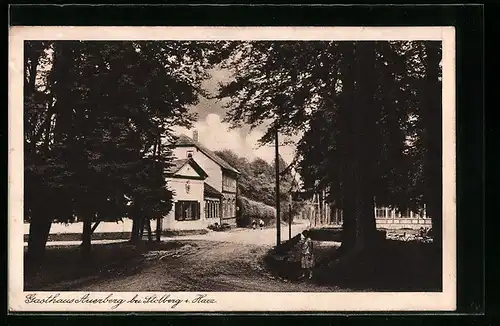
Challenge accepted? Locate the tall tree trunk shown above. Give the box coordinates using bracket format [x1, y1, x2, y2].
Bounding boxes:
[354, 41, 379, 249]
[156, 216, 162, 242]
[25, 211, 52, 275]
[81, 213, 93, 257]
[138, 217, 144, 239]
[339, 196, 357, 253]
[336, 42, 379, 257]
[419, 42, 443, 247]
[130, 216, 140, 244]
[145, 219, 153, 243]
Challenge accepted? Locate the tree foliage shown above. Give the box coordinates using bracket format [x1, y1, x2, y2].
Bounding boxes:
[216, 41, 442, 251]
[25, 41, 221, 263]
[215, 149, 296, 206]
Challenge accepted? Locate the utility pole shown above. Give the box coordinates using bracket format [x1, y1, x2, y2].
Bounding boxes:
[288, 195, 292, 240]
[275, 129, 281, 246]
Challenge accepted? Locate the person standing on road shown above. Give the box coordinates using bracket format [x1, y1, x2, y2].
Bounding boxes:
[299, 230, 315, 280]
[259, 219, 264, 230]
[252, 219, 257, 230]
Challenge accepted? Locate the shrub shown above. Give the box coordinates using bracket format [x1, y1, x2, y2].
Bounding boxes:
[208, 223, 231, 232]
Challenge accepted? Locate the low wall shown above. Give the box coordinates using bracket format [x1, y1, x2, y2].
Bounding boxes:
[23, 220, 136, 235]
[23, 217, 216, 236]
[320, 218, 432, 230]
[376, 218, 432, 230]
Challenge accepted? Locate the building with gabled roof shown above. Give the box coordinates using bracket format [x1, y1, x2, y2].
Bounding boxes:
[162, 131, 240, 230]
[173, 134, 240, 175]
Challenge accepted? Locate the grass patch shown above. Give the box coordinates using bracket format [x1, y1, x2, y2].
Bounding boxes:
[24, 240, 186, 291]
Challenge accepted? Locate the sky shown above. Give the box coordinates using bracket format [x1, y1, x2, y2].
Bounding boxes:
[172, 67, 299, 165]
[36, 46, 299, 165]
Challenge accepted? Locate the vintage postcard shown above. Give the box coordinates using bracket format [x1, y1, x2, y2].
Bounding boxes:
[9, 26, 456, 312]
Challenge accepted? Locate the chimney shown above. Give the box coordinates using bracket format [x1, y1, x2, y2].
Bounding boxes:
[193, 130, 199, 142]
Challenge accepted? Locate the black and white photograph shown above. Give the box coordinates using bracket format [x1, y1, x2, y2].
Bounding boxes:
[9, 26, 456, 312]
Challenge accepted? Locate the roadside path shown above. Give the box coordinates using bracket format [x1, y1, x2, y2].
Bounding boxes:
[24, 222, 310, 247]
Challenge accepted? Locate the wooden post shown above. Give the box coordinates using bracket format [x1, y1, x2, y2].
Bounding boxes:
[289, 194, 292, 239]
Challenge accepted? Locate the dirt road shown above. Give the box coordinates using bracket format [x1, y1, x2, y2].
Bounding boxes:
[61, 222, 343, 292]
[73, 241, 340, 292]
[167, 222, 310, 246]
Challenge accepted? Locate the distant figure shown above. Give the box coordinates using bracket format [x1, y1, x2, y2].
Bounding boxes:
[299, 230, 315, 280]
[252, 219, 257, 230]
[259, 219, 264, 230]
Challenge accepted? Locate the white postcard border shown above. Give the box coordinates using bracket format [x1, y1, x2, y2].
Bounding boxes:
[8, 26, 456, 312]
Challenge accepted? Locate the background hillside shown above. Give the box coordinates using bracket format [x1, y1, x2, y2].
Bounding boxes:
[214, 149, 294, 205]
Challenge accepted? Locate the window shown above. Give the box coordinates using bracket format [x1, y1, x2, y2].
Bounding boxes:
[376, 207, 386, 218]
[223, 175, 235, 190]
[175, 201, 200, 221]
[229, 199, 234, 217]
[205, 200, 221, 219]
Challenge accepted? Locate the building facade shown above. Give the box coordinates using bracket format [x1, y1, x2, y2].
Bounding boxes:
[297, 190, 432, 230]
[162, 131, 240, 230]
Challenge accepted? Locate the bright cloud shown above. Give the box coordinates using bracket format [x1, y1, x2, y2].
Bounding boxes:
[172, 113, 296, 164]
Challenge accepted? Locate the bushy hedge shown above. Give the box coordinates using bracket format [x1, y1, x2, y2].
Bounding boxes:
[308, 227, 387, 242]
[308, 227, 343, 242]
[236, 196, 276, 227]
[207, 223, 231, 232]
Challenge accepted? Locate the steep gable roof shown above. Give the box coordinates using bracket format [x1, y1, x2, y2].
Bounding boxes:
[166, 158, 208, 179]
[174, 134, 241, 175]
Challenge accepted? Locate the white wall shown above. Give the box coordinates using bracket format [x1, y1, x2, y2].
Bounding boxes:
[164, 177, 210, 230]
[172, 146, 223, 192]
[177, 163, 202, 177]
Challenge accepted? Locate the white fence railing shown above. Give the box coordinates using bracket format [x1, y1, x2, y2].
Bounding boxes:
[304, 205, 432, 230]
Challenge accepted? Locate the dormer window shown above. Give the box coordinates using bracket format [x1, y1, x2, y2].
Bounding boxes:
[187, 150, 193, 158]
